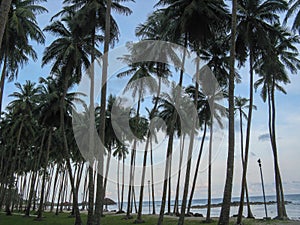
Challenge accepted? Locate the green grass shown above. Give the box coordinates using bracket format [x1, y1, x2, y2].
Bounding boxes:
[0, 212, 296, 225]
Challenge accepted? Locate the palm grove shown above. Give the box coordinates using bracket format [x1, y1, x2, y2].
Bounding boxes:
[0, 0, 300, 225]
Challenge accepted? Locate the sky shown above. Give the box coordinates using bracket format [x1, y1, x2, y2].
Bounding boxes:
[1, 0, 300, 202]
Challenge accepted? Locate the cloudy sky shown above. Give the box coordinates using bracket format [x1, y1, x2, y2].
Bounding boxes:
[2, 0, 300, 201]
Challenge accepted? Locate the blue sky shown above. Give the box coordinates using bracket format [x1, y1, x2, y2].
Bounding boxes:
[2, 0, 300, 201]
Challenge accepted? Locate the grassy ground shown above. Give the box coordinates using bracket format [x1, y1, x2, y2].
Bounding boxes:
[0, 212, 298, 225]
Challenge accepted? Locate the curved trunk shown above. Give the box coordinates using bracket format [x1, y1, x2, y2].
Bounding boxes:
[187, 121, 207, 213]
[218, 0, 236, 223]
[236, 50, 254, 225]
[239, 110, 254, 218]
[269, 80, 287, 219]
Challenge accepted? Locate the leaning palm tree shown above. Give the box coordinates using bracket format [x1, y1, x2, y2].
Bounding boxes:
[235, 1, 288, 223]
[255, 25, 300, 219]
[234, 96, 256, 218]
[0, 0, 46, 112]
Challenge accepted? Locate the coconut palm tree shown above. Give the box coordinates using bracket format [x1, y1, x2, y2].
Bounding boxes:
[218, 0, 237, 224]
[0, 0, 46, 112]
[234, 96, 256, 218]
[235, 1, 288, 223]
[255, 25, 300, 219]
[42, 14, 94, 225]
[117, 47, 157, 220]
[4, 81, 40, 215]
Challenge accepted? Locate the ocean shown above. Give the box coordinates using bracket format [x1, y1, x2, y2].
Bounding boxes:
[104, 194, 300, 220]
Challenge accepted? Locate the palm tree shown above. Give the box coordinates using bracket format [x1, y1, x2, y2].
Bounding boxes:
[255, 25, 300, 219]
[117, 46, 157, 220]
[218, 0, 237, 224]
[234, 96, 256, 218]
[0, 0, 46, 112]
[42, 14, 94, 225]
[284, 0, 300, 33]
[235, 1, 288, 223]
[4, 81, 40, 215]
[0, 0, 13, 51]
[156, 83, 192, 225]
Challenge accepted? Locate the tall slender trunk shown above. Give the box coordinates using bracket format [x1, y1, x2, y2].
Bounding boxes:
[236, 50, 255, 225]
[125, 142, 136, 219]
[0, 56, 7, 113]
[135, 134, 151, 222]
[50, 165, 60, 212]
[174, 134, 185, 215]
[150, 138, 156, 215]
[157, 133, 174, 225]
[206, 116, 214, 222]
[218, 0, 236, 224]
[103, 150, 111, 198]
[37, 130, 52, 220]
[94, 1, 112, 224]
[0, 0, 13, 53]
[177, 53, 200, 225]
[60, 74, 82, 225]
[87, 28, 96, 225]
[239, 110, 254, 218]
[117, 158, 121, 211]
[121, 157, 125, 211]
[187, 122, 207, 213]
[56, 167, 65, 215]
[269, 81, 287, 219]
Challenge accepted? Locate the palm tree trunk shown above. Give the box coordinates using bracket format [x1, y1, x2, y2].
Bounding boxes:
[37, 130, 52, 220]
[50, 165, 60, 212]
[56, 167, 65, 215]
[60, 76, 82, 225]
[157, 133, 174, 225]
[177, 54, 200, 225]
[121, 157, 125, 212]
[94, 0, 112, 224]
[269, 81, 287, 219]
[136, 134, 151, 222]
[239, 110, 254, 218]
[103, 150, 111, 198]
[236, 49, 255, 225]
[125, 142, 136, 219]
[218, 0, 236, 224]
[187, 122, 207, 213]
[174, 134, 185, 215]
[0, 0, 12, 53]
[150, 138, 156, 215]
[87, 166, 94, 224]
[0, 56, 7, 113]
[117, 158, 121, 211]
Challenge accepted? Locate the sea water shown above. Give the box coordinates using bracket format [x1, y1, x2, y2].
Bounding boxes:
[105, 194, 300, 220]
